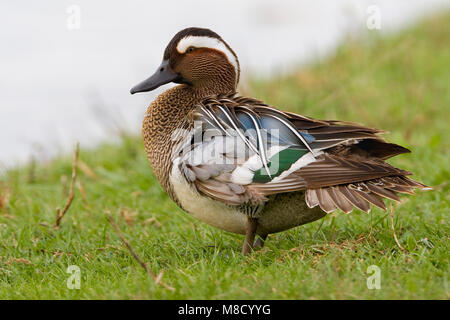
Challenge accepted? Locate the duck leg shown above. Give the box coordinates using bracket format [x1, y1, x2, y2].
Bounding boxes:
[254, 234, 268, 250]
[242, 217, 258, 255]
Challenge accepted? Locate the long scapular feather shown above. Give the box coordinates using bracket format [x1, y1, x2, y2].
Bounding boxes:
[200, 107, 232, 136]
[263, 113, 317, 156]
[241, 110, 271, 178]
[215, 105, 260, 155]
[195, 109, 222, 133]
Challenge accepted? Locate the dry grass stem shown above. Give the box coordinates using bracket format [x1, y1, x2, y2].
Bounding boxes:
[105, 210, 174, 291]
[54, 143, 79, 228]
[390, 204, 408, 252]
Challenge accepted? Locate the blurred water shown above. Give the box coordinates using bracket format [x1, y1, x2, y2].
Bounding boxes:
[0, 0, 449, 168]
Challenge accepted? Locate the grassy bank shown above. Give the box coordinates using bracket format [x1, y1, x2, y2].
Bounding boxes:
[0, 13, 449, 299]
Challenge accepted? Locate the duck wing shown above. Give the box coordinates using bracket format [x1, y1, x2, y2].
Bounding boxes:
[171, 93, 429, 213]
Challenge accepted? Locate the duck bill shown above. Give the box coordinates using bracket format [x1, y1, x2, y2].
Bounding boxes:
[130, 60, 181, 94]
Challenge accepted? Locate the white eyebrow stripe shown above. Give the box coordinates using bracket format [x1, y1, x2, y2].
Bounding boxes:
[176, 35, 239, 82]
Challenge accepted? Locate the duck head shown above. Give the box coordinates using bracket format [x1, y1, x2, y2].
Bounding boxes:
[130, 27, 240, 95]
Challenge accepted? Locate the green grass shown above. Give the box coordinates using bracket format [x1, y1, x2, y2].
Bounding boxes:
[1, 14, 449, 299]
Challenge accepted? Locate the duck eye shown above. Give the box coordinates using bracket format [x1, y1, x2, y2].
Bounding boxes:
[186, 46, 195, 53]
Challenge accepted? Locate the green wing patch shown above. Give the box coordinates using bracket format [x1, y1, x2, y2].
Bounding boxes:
[252, 148, 308, 183]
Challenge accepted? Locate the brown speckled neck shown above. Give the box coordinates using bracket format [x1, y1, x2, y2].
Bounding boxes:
[142, 84, 234, 202]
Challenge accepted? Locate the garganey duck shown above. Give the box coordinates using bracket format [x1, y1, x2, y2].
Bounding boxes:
[131, 27, 429, 254]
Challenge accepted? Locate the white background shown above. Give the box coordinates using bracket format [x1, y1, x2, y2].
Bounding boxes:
[1, 0, 449, 168]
